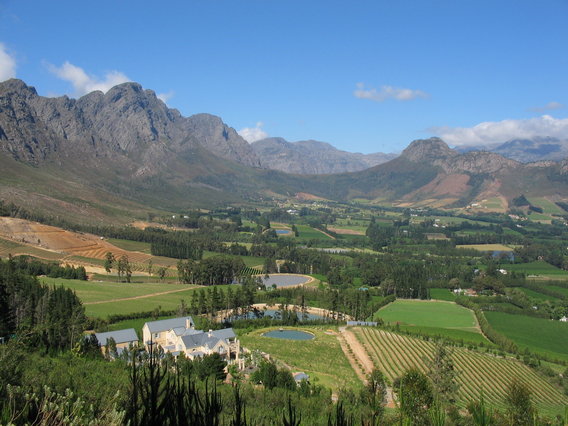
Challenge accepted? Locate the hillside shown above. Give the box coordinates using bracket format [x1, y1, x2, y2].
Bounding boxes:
[251, 137, 396, 174]
[2, 79, 568, 220]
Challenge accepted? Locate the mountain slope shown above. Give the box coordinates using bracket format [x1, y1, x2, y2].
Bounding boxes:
[455, 137, 568, 163]
[251, 137, 396, 174]
[2, 79, 568, 220]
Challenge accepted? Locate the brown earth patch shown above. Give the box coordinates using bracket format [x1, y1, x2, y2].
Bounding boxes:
[327, 227, 365, 236]
[295, 192, 327, 201]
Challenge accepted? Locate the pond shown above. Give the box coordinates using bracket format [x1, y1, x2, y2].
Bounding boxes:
[259, 274, 310, 288]
[275, 229, 292, 235]
[262, 329, 315, 340]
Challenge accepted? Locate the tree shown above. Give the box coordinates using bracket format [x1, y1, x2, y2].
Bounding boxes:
[505, 378, 537, 426]
[104, 252, 115, 274]
[157, 267, 167, 282]
[360, 369, 387, 421]
[426, 341, 459, 405]
[395, 368, 434, 425]
[117, 255, 132, 283]
[147, 259, 153, 283]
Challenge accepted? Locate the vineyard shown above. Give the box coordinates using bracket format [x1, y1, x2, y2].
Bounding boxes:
[353, 327, 568, 415]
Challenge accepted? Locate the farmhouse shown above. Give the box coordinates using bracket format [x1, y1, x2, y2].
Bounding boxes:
[142, 316, 240, 360]
[94, 328, 139, 355]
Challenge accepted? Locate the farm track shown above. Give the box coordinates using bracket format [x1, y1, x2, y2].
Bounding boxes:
[83, 287, 196, 305]
[352, 327, 568, 413]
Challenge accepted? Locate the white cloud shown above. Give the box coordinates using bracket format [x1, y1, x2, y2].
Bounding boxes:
[238, 122, 268, 143]
[354, 82, 428, 102]
[48, 61, 130, 96]
[157, 91, 174, 104]
[529, 101, 564, 112]
[0, 43, 16, 81]
[430, 115, 568, 146]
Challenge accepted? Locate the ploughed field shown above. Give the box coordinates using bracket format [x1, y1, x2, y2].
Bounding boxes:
[353, 327, 568, 415]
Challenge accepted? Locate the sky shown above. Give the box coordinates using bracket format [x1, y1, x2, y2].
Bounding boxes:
[1, 0, 567, 154]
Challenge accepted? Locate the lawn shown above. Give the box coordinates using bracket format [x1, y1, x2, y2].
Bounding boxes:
[485, 311, 568, 361]
[295, 225, 334, 241]
[506, 261, 568, 279]
[239, 326, 360, 391]
[106, 238, 152, 253]
[514, 287, 561, 302]
[526, 197, 565, 216]
[429, 288, 456, 301]
[39, 277, 201, 318]
[455, 244, 513, 252]
[375, 300, 479, 333]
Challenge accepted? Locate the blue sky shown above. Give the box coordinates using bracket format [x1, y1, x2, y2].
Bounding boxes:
[1, 0, 567, 153]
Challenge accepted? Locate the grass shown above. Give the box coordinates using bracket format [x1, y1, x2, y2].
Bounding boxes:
[455, 244, 513, 252]
[429, 288, 456, 301]
[396, 324, 493, 346]
[375, 299, 480, 332]
[526, 197, 565, 216]
[484, 311, 568, 362]
[106, 238, 151, 253]
[295, 225, 334, 241]
[39, 277, 201, 318]
[506, 261, 568, 279]
[514, 287, 561, 302]
[239, 326, 360, 391]
[354, 327, 568, 415]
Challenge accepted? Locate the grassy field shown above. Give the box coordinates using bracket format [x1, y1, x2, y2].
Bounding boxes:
[40, 277, 201, 318]
[506, 261, 568, 279]
[455, 244, 513, 252]
[484, 311, 568, 362]
[295, 225, 334, 241]
[239, 327, 359, 391]
[429, 288, 456, 301]
[353, 327, 568, 415]
[375, 300, 479, 332]
[106, 238, 151, 253]
[526, 197, 565, 216]
[514, 287, 561, 302]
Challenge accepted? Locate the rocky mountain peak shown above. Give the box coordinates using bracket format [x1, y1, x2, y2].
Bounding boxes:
[401, 137, 457, 163]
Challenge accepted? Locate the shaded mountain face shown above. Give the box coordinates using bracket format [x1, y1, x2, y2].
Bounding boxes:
[455, 137, 568, 163]
[251, 137, 397, 174]
[0, 79, 260, 168]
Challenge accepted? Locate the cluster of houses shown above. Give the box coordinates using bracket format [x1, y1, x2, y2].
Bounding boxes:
[94, 316, 240, 362]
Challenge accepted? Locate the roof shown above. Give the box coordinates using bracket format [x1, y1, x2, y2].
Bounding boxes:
[144, 316, 194, 333]
[95, 328, 138, 346]
[211, 328, 236, 340]
[181, 332, 221, 350]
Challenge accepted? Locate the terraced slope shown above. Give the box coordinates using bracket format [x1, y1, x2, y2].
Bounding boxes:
[353, 327, 568, 415]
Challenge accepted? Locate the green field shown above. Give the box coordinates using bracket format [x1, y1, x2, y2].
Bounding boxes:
[429, 288, 456, 301]
[455, 244, 513, 252]
[526, 197, 566, 216]
[106, 238, 151, 253]
[239, 327, 359, 391]
[485, 311, 568, 361]
[354, 328, 568, 415]
[375, 300, 479, 331]
[514, 287, 561, 302]
[506, 261, 568, 279]
[40, 277, 201, 318]
[295, 225, 334, 241]
[0, 236, 64, 261]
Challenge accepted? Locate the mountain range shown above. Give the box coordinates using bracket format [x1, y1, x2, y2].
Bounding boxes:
[250, 137, 396, 174]
[1, 78, 567, 223]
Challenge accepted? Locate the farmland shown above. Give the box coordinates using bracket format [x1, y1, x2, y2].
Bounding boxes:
[506, 261, 568, 279]
[353, 327, 568, 415]
[375, 300, 479, 332]
[238, 327, 360, 391]
[40, 277, 201, 318]
[484, 311, 568, 362]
